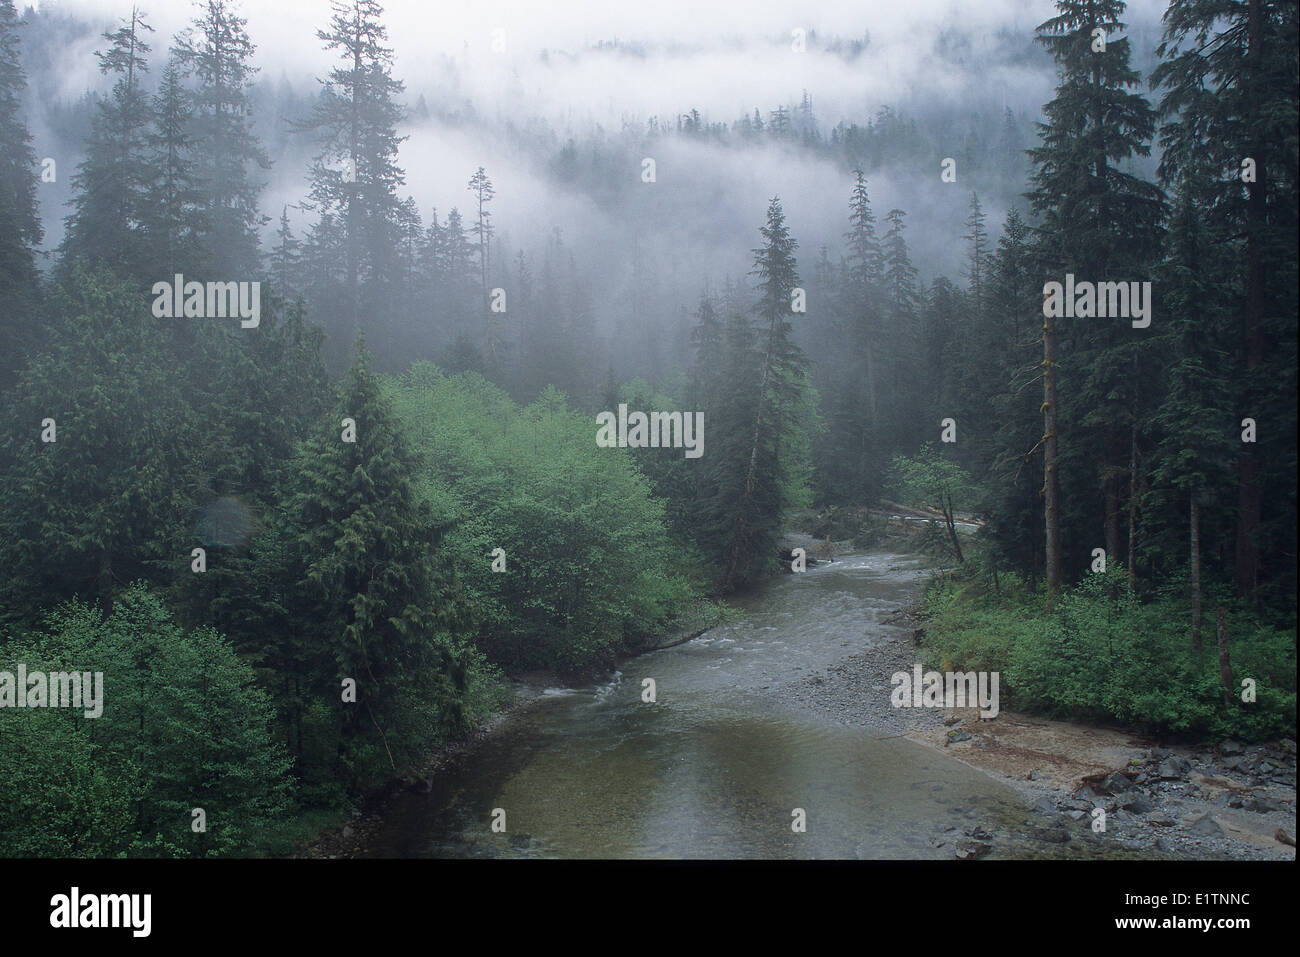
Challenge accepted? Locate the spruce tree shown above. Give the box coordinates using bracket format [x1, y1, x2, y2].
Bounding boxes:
[0, 0, 42, 388]
[59, 6, 154, 282]
[302, 0, 408, 360]
[1026, 0, 1165, 594]
[1153, 0, 1299, 608]
[276, 343, 474, 789]
[172, 0, 268, 277]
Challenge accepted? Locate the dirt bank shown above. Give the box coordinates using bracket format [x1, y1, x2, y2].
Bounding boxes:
[781, 597, 1296, 860]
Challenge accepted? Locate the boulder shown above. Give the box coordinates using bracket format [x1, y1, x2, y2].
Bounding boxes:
[955, 840, 992, 860]
[1100, 772, 1132, 794]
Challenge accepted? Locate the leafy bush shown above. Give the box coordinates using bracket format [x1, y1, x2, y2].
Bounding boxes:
[390, 365, 697, 672]
[0, 585, 296, 857]
[923, 566, 1296, 741]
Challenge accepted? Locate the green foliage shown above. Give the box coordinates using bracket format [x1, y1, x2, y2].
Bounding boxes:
[390, 364, 696, 672]
[0, 269, 203, 626]
[924, 565, 1296, 740]
[0, 584, 295, 857]
[0, 0, 43, 387]
[886, 445, 975, 515]
[251, 346, 481, 792]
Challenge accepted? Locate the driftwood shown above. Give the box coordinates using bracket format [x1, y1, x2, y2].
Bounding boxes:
[649, 626, 711, 651]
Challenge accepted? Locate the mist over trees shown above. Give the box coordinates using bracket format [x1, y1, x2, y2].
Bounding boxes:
[0, 0, 1294, 856]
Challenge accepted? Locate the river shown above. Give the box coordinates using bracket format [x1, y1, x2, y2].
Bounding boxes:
[358, 548, 1128, 859]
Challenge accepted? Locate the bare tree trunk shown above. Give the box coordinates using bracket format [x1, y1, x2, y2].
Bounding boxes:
[1236, 0, 1264, 606]
[864, 340, 878, 425]
[1190, 495, 1202, 654]
[1105, 479, 1122, 572]
[1127, 421, 1138, 593]
[1216, 607, 1234, 703]
[1043, 301, 1062, 607]
[944, 493, 964, 564]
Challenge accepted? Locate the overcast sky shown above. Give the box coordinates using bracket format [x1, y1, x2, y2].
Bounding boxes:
[34, 0, 1169, 124]
[27, 0, 1173, 294]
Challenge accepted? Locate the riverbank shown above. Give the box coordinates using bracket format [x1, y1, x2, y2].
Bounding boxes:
[296, 542, 1294, 861]
[293, 676, 557, 858]
[776, 590, 1297, 861]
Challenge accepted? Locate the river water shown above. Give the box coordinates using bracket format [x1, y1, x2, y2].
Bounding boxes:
[360, 549, 1117, 859]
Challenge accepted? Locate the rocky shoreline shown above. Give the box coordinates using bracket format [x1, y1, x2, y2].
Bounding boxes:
[778, 595, 1297, 860]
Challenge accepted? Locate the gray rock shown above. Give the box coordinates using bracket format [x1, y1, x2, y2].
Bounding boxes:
[955, 840, 992, 860]
[1120, 793, 1155, 814]
[1185, 812, 1225, 837]
[1067, 809, 1087, 821]
[1220, 739, 1244, 755]
[1029, 826, 1070, 844]
[1035, 796, 1058, 815]
[1101, 772, 1132, 794]
[1149, 813, 1177, 827]
[1157, 757, 1190, 779]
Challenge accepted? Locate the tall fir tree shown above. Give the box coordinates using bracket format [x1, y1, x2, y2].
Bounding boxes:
[172, 0, 268, 277]
[59, 6, 154, 282]
[1152, 0, 1299, 610]
[302, 0, 408, 366]
[1027, 0, 1165, 596]
[0, 0, 42, 389]
[716, 198, 808, 590]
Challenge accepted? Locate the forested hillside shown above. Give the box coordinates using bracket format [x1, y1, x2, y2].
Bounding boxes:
[0, 0, 1294, 857]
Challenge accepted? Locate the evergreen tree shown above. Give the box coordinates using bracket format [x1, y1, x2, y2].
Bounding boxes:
[147, 56, 205, 278]
[273, 344, 474, 789]
[467, 166, 498, 360]
[717, 198, 808, 590]
[302, 0, 407, 362]
[1152, 0, 1299, 608]
[0, 270, 203, 625]
[0, 0, 42, 388]
[270, 205, 302, 300]
[1026, 0, 1165, 595]
[1148, 184, 1236, 647]
[172, 0, 268, 277]
[59, 6, 154, 282]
